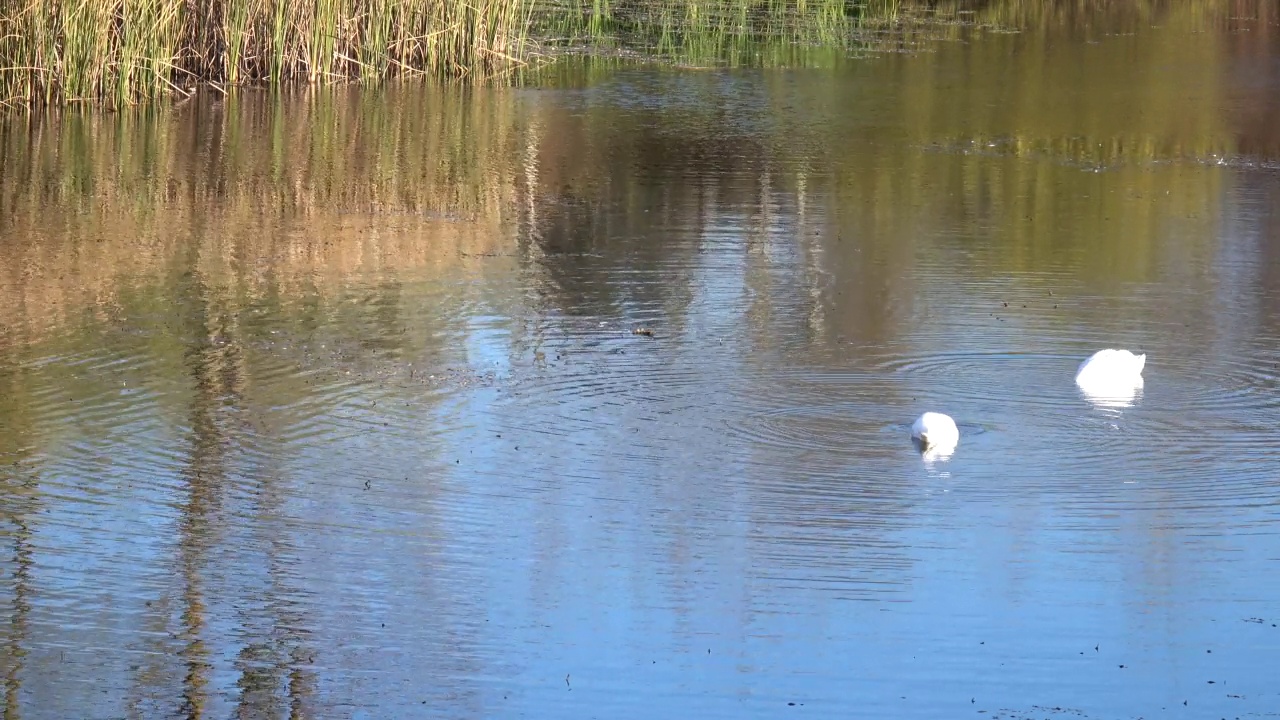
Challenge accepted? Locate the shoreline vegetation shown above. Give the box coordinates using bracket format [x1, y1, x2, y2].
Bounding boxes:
[0, 0, 1271, 110]
[3, 0, 914, 110]
[0, 0, 1263, 341]
[0, 0, 538, 109]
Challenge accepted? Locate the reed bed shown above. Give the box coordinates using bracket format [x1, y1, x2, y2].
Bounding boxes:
[0, 0, 536, 109]
[1, 0, 1265, 107]
[0, 0, 893, 109]
[0, 0, 1247, 346]
[529, 0, 876, 62]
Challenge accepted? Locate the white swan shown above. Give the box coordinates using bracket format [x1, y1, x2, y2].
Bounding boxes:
[911, 412, 960, 454]
[1075, 349, 1145, 385]
[1075, 349, 1145, 409]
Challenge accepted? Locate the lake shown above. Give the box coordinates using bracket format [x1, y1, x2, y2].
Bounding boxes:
[2, 5, 1280, 719]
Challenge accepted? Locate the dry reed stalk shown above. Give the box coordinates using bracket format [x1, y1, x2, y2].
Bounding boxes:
[0, 0, 536, 108]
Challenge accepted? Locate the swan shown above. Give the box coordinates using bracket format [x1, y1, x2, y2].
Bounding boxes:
[1075, 349, 1145, 409]
[911, 412, 960, 453]
[1075, 349, 1145, 387]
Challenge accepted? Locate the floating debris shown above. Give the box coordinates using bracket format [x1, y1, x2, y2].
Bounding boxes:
[632, 327, 655, 337]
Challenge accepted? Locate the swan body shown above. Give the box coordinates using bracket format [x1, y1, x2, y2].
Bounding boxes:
[1075, 349, 1145, 409]
[1075, 349, 1145, 388]
[911, 412, 960, 451]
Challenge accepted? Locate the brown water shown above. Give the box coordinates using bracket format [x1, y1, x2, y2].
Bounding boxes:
[3, 6, 1280, 719]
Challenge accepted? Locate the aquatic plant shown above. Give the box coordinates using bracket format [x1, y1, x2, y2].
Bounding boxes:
[0, 0, 1266, 107]
[528, 0, 872, 64]
[0, 0, 536, 109]
[0, 0, 908, 109]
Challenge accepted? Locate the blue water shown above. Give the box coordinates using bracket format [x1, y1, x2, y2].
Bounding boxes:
[3, 9, 1280, 719]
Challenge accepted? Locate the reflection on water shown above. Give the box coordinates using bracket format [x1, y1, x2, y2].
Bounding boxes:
[1078, 381, 1144, 412]
[3, 5, 1280, 719]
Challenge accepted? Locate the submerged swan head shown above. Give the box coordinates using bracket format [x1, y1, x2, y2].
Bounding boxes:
[911, 412, 960, 455]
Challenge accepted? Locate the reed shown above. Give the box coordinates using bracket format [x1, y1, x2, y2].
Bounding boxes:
[0, 0, 536, 109]
[529, 0, 867, 62]
[525, 0, 1260, 67]
[2, 0, 1261, 109]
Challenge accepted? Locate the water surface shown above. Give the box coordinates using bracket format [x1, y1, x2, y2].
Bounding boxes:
[3, 6, 1280, 719]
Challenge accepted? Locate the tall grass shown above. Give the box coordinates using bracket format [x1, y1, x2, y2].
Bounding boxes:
[0, 0, 536, 109]
[530, 0, 868, 62]
[2, 0, 1263, 108]
[524, 0, 1270, 70]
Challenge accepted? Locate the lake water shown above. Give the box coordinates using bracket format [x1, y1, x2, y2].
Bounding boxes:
[3, 6, 1280, 719]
